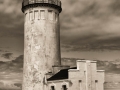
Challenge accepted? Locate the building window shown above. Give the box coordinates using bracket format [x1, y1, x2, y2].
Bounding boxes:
[62, 85, 67, 90]
[79, 80, 82, 90]
[40, 10, 45, 19]
[48, 10, 53, 20]
[95, 80, 98, 90]
[51, 86, 55, 90]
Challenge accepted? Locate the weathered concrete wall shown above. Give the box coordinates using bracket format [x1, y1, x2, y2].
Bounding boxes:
[22, 6, 61, 90]
[68, 60, 105, 90]
[97, 70, 105, 90]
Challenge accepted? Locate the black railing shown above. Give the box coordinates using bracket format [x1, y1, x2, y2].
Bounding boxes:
[22, 0, 61, 7]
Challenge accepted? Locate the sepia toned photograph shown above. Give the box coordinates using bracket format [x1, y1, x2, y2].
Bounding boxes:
[0, 0, 120, 90]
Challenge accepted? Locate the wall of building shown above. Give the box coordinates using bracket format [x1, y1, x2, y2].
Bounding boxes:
[47, 80, 70, 90]
[23, 6, 61, 90]
[68, 60, 104, 90]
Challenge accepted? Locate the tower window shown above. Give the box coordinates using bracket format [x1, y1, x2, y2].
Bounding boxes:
[44, 0, 48, 3]
[51, 86, 55, 90]
[40, 10, 45, 19]
[29, 11, 33, 21]
[48, 10, 53, 20]
[62, 85, 67, 90]
[79, 80, 82, 90]
[36, 0, 43, 3]
[34, 10, 39, 20]
[25, 13, 28, 21]
[48, 0, 52, 4]
[55, 13, 58, 21]
[29, 0, 34, 4]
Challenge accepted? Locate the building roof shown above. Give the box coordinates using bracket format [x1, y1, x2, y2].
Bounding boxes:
[47, 67, 77, 81]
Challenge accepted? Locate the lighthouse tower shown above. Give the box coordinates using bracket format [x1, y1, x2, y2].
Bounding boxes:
[22, 0, 62, 90]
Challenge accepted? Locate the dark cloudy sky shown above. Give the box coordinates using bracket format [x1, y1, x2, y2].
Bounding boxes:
[61, 0, 120, 60]
[0, 0, 120, 62]
[0, 0, 120, 89]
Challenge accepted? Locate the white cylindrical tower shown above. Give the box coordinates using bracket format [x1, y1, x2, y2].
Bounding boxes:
[21, 0, 62, 90]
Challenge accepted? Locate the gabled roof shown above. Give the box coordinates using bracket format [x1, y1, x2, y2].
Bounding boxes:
[47, 67, 77, 81]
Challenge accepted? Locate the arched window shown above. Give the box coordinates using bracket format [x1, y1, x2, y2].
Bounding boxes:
[49, 83, 56, 90]
[51, 86, 55, 90]
[62, 85, 67, 90]
[61, 82, 68, 90]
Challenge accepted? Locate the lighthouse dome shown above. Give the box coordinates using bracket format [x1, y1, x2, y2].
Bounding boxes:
[22, 0, 62, 13]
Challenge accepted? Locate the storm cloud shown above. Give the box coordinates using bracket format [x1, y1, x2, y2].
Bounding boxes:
[0, 0, 120, 52]
[0, 55, 23, 73]
[0, 55, 23, 89]
[1, 53, 13, 59]
[60, 0, 120, 51]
